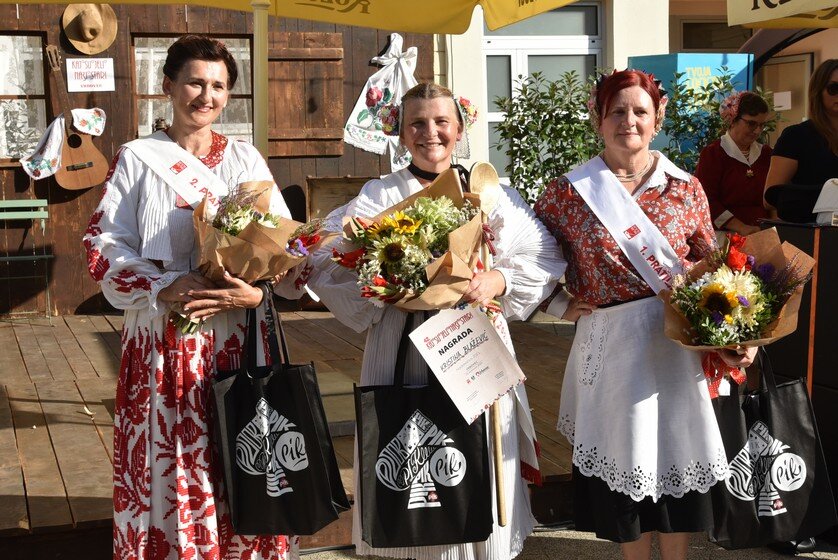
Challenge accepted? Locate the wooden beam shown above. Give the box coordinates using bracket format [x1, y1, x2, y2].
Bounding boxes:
[268, 128, 344, 140]
[268, 47, 343, 61]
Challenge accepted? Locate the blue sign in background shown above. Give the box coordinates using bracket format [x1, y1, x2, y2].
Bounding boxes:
[626, 53, 755, 151]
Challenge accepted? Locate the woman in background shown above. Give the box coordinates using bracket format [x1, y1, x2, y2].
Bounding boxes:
[764, 59, 838, 221]
[695, 91, 772, 235]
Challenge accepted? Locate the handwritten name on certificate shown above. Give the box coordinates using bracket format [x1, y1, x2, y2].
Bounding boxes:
[409, 308, 526, 424]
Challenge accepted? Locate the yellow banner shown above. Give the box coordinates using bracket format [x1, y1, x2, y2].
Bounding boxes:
[727, 0, 837, 27]
[743, 7, 838, 28]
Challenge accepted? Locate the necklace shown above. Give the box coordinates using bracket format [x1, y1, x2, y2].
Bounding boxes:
[603, 153, 654, 183]
[739, 145, 755, 177]
[408, 162, 442, 182]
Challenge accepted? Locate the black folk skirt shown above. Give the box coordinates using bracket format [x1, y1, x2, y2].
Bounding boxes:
[572, 467, 715, 543]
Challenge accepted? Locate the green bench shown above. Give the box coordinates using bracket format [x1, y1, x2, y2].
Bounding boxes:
[0, 199, 53, 316]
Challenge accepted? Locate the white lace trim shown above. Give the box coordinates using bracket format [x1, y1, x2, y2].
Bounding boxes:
[577, 312, 607, 386]
[557, 414, 728, 501]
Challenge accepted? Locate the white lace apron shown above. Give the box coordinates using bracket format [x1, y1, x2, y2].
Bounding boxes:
[557, 297, 728, 502]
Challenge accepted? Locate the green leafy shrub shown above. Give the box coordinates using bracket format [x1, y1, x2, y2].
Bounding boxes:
[493, 71, 602, 204]
[493, 68, 777, 202]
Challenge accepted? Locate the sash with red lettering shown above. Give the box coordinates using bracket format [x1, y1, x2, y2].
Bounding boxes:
[565, 154, 683, 293]
[124, 130, 228, 210]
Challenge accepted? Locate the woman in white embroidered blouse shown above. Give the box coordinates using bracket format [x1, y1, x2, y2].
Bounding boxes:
[82, 35, 300, 560]
[307, 83, 566, 560]
[534, 70, 756, 560]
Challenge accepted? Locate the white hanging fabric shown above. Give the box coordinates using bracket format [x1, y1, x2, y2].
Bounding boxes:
[343, 33, 417, 171]
[21, 108, 106, 180]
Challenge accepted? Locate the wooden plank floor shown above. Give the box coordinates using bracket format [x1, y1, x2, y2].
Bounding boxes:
[0, 312, 573, 546]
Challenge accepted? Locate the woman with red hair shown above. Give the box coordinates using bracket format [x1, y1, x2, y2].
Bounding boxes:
[534, 70, 755, 560]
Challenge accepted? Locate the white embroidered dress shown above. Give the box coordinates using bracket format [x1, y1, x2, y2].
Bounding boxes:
[307, 168, 566, 560]
[83, 132, 300, 560]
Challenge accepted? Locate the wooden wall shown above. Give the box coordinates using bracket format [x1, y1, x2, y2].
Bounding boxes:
[0, 5, 433, 315]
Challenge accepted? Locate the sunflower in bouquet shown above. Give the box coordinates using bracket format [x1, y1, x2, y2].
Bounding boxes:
[332, 171, 482, 309]
[661, 229, 814, 396]
[334, 195, 480, 307]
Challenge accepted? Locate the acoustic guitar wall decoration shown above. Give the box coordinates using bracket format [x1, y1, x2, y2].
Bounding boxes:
[45, 45, 109, 190]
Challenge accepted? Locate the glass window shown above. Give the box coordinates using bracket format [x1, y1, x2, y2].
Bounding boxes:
[488, 123, 511, 176]
[134, 36, 253, 140]
[682, 22, 752, 51]
[0, 35, 47, 160]
[486, 55, 511, 111]
[528, 54, 596, 82]
[485, 6, 598, 36]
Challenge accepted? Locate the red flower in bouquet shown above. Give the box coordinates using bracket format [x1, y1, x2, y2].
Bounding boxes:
[332, 247, 366, 269]
[729, 233, 747, 249]
[726, 246, 748, 271]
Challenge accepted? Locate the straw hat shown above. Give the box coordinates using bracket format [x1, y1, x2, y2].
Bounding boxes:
[62, 4, 118, 55]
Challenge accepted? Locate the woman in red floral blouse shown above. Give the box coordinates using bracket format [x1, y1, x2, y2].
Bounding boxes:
[534, 70, 755, 560]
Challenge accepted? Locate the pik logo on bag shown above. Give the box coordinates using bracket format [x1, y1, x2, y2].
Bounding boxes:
[726, 420, 807, 516]
[376, 410, 467, 509]
[236, 398, 309, 497]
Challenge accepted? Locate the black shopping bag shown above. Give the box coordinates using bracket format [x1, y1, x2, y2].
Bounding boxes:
[710, 349, 838, 549]
[213, 285, 350, 535]
[355, 313, 494, 548]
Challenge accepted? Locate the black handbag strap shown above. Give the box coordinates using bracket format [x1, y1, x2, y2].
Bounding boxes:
[241, 282, 291, 376]
[259, 283, 291, 366]
[393, 311, 435, 388]
[755, 346, 779, 396]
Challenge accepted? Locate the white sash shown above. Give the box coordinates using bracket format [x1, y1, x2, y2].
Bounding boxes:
[124, 130, 228, 209]
[566, 155, 683, 293]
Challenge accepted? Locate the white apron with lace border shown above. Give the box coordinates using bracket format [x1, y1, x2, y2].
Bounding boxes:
[557, 297, 728, 502]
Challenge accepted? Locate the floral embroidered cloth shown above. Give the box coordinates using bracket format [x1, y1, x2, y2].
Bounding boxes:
[343, 33, 417, 170]
[21, 108, 106, 180]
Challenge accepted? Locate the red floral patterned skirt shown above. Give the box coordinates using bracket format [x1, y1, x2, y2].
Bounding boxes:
[112, 311, 298, 560]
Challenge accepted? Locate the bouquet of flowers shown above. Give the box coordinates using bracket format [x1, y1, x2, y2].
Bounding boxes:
[659, 228, 815, 395]
[174, 181, 320, 333]
[193, 181, 310, 285]
[332, 169, 483, 310]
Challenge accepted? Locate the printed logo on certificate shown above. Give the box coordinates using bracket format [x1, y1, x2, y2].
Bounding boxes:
[409, 308, 526, 424]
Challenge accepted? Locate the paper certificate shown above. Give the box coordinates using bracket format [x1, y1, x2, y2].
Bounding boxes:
[409, 308, 526, 424]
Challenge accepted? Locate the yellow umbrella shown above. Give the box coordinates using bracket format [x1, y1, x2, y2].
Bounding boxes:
[274, 0, 579, 33]
[727, 0, 838, 28]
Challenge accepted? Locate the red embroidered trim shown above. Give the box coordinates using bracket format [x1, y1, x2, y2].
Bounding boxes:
[198, 131, 227, 169]
[521, 460, 543, 486]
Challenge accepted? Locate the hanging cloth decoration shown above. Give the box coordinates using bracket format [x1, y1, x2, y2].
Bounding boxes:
[21, 108, 106, 180]
[343, 33, 417, 171]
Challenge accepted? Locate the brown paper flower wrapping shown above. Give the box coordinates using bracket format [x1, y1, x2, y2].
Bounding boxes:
[192, 180, 305, 284]
[658, 227, 815, 350]
[343, 169, 484, 311]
